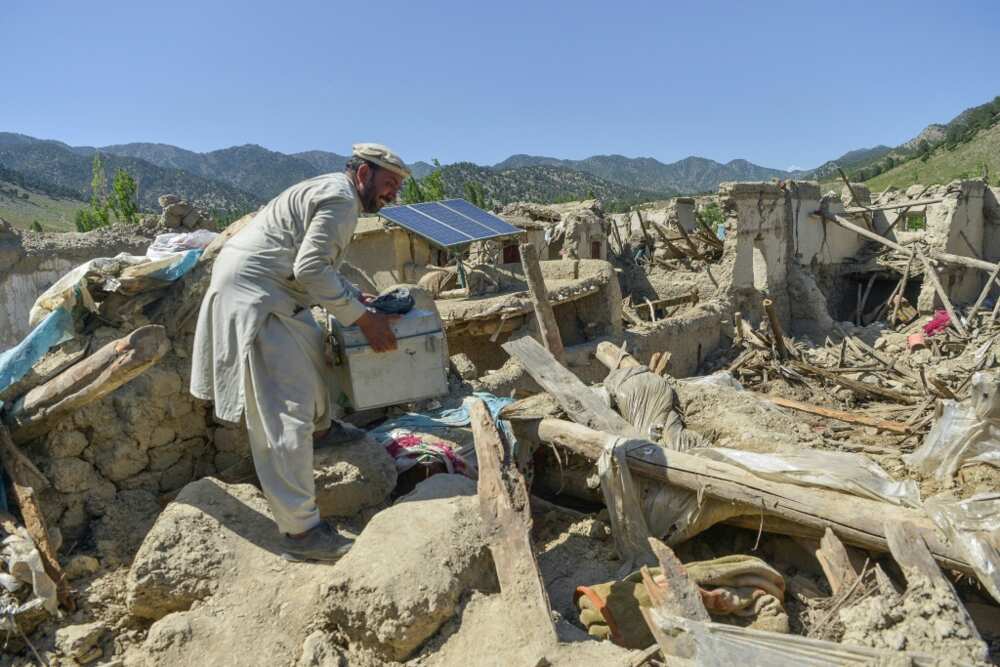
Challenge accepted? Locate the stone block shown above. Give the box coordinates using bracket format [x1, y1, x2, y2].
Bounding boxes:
[320, 474, 496, 661]
[313, 437, 397, 518]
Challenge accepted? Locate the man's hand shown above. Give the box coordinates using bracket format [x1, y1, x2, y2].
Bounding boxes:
[355, 310, 398, 352]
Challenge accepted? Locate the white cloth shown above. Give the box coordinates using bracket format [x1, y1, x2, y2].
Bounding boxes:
[191, 172, 367, 423]
[243, 310, 331, 534]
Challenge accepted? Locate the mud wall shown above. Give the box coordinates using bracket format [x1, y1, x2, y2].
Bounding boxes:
[918, 181, 987, 311]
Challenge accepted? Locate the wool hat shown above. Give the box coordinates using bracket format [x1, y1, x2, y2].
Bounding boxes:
[352, 143, 410, 178]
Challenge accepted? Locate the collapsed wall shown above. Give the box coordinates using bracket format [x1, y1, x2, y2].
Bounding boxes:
[0, 221, 153, 351]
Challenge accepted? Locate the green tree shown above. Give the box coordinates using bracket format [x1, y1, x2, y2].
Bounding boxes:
[110, 168, 140, 224]
[463, 180, 487, 208]
[399, 159, 446, 203]
[30, 220, 43, 232]
[400, 177, 425, 204]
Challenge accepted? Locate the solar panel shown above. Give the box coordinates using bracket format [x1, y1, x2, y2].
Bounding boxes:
[378, 198, 522, 249]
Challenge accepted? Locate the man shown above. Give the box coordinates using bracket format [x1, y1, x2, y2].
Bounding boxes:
[190, 143, 408, 562]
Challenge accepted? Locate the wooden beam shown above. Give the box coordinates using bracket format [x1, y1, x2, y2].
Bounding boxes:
[529, 418, 975, 575]
[966, 264, 1000, 325]
[819, 212, 910, 254]
[502, 336, 638, 436]
[816, 528, 859, 595]
[519, 242, 565, 363]
[469, 398, 557, 647]
[0, 424, 73, 611]
[844, 198, 944, 213]
[762, 298, 788, 360]
[930, 250, 999, 273]
[884, 521, 987, 657]
[762, 396, 910, 433]
[920, 256, 968, 336]
[6, 325, 171, 444]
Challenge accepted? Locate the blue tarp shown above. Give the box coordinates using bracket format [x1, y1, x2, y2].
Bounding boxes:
[150, 249, 201, 281]
[0, 307, 75, 402]
[371, 392, 514, 436]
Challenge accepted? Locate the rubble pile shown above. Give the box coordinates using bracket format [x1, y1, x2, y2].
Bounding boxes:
[1, 179, 999, 665]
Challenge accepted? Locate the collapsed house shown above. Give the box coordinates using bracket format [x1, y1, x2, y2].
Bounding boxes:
[1, 178, 1000, 665]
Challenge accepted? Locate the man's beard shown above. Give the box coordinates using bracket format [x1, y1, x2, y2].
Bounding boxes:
[359, 171, 385, 213]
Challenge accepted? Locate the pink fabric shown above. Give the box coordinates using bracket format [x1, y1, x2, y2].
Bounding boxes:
[385, 433, 467, 474]
[923, 309, 951, 337]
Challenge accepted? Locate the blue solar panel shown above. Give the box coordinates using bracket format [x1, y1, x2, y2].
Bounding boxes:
[379, 198, 522, 249]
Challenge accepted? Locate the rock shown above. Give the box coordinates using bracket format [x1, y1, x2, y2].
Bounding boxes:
[158, 194, 181, 208]
[94, 490, 161, 567]
[313, 437, 397, 518]
[162, 202, 193, 219]
[143, 614, 193, 654]
[320, 474, 496, 662]
[55, 621, 106, 663]
[45, 430, 89, 458]
[296, 631, 346, 667]
[93, 437, 149, 482]
[65, 554, 101, 580]
[48, 457, 104, 493]
[449, 353, 478, 381]
[181, 210, 201, 228]
[126, 479, 246, 620]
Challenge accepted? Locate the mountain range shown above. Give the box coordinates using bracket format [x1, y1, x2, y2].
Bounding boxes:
[1, 92, 996, 230]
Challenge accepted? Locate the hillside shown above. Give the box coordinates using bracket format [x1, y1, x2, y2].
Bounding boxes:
[865, 121, 1000, 191]
[0, 175, 86, 232]
[438, 162, 670, 208]
[494, 153, 787, 194]
[0, 133, 260, 212]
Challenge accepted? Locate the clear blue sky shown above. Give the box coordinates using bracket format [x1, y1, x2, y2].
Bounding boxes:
[3, 0, 998, 170]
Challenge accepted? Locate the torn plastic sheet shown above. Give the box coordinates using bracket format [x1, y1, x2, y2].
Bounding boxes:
[681, 370, 744, 391]
[0, 308, 74, 401]
[924, 493, 1000, 603]
[695, 447, 921, 508]
[146, 230, 217, 260]
[29, 250, 201, 327]
[1, 528, 57, 615]
[903, 371, 1000, 482]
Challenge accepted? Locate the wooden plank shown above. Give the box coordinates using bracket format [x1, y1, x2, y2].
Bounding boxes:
[502, 336, 638, 436]
[820, 212, 910, 254]
[469, 398, 557, 647]
[518, 242, 565, 362]
[762, 396, 910, 433]
[816, 527, 859, 595]
[789, 361, 915, 404]
[844, 198, 944, 213]
[530, 418, 975, 575]
[884, 521, 986, 653]
[6, 325, 171, 444]
[931, 250, 999, 273]
[1, 424, 73, 611]
[920, 256, 968, 337]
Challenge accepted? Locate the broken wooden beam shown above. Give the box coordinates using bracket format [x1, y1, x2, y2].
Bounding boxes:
[5, 325, 171, 444]
[884, 521, 987, 660]
[930, 250, 999, 274]
[844, 198, 944, 214]
[0, 424, 73, 611]
[762, 298, 788, 360]
[789, 361, 916, 404]
[519, 242, 565, 363]
[815, 528, 860, 596]
[528, 418, 975, 575]
[502, 336, 638, 437]
[469, 398, 557, 647]
[818, 212, 910, 254]
[920, 255, 968, 336]
[762, 396, 910, 433]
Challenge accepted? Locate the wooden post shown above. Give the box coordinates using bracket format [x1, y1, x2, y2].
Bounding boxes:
[920, 256, 968, 336]
[890, 254, 914, 325]
[518, 242, 565, 363]
[762, 298, 788, 360]
[469, 399, 557, 647]
[595, 341, 642, 370]
[966, 264, 1000, 325]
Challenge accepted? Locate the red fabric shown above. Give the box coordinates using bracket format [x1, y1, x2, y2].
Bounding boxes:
[923, 309, 951, 336]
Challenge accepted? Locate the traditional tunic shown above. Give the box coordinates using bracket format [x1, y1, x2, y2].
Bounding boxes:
[191, 172, 367, 533]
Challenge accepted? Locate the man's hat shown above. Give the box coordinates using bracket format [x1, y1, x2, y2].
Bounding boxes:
[352, 143, 410, 178]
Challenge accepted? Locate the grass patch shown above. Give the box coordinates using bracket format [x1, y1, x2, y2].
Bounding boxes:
[0, 180, 87, 232]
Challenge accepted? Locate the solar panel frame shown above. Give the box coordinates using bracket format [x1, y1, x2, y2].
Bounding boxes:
[378, 198, 522, 249]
